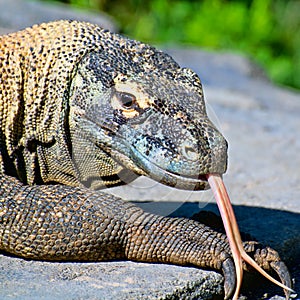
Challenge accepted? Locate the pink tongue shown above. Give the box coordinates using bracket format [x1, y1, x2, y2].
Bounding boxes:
[206, 173, 243, 299]
[206, 173, 292, 300]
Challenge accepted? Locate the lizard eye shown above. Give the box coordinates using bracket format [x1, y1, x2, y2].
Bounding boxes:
[117, 92, 136, 109]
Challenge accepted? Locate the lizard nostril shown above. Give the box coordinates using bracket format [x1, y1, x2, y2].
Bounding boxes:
[182, 145, 198, 161]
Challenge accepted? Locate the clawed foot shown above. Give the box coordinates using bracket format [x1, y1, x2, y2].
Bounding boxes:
[217, 236, 294, 300]
[192, 211, 295, 299]
[242, 242, 293, 299]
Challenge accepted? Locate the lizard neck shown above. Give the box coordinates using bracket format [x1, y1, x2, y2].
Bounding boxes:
[0, 21, 104, 185]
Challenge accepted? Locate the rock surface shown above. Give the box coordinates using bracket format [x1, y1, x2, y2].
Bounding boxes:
[0, 258, 224, 300]
[0, 0, 116, 33]
[0, 1, 299, 299]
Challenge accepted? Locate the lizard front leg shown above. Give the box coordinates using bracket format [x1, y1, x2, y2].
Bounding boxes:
[0, 174, 291, 299]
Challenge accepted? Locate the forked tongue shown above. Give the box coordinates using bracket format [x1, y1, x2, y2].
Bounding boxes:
[206, 173, 293, 300]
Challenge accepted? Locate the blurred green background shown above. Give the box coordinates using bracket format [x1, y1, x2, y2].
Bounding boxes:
[47, 0, 299, 90]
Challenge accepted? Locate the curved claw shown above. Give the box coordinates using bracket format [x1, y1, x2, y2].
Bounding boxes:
[270, 261, 293, 300]
[222, 257, 236, 300]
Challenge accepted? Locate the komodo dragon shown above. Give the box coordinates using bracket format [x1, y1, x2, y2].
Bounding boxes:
[0, 20, 294, 299]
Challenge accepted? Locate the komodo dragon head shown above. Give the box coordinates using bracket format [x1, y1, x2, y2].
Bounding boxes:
[68, 41, 228, 190]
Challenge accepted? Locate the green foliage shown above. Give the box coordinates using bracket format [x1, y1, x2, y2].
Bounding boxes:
[47, 0, 300, 90]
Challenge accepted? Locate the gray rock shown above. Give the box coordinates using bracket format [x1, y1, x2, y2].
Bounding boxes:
[0, 257, 223, 300]
[0, 8, 299, 300]
[0, 0, 116, 33]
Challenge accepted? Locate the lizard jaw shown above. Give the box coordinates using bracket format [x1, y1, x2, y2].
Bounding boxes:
[110, 147, 210, 190]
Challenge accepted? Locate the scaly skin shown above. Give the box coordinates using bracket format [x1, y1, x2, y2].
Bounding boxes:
[0, 21, 292, 299]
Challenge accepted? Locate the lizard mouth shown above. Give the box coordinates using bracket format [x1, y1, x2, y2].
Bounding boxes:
[110, 144, 210, 191]
[159, 170, 209, 190]
[141, 161, 210, 190]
